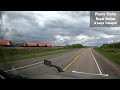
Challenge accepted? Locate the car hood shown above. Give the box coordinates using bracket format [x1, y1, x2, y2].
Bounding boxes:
[22, 72, 119, 79]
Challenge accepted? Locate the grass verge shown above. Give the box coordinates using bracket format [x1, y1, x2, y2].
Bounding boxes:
[0, 48, 77, 63]
[94, 48, 120, 64]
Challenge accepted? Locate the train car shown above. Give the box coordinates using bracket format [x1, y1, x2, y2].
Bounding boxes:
[46, 43, 53, 47]
[25, 42, 38, 47]
[37, 42, 53, 47]
[9, 40, 26, 47]
[0, 39, 53, 47]
[0, 39, 10, 46]
[37, 43, 47, 47]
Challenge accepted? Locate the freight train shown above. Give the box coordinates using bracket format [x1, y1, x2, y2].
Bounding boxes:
[0, 39, 53, 47]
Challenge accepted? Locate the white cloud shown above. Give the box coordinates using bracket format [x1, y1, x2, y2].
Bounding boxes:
[75, 34, 89, 40]
[108, 40, 113, 43]
[1, 11, 120, 46]
[100, 33, 115, 38]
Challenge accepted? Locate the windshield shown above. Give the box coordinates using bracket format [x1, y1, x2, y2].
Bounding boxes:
[0, 11, 120, 79]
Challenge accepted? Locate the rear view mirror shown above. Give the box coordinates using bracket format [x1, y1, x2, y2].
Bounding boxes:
[44, 60, 51, 67]
[44, 60, 64, 72]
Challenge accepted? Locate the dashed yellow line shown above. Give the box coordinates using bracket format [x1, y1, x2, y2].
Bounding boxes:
[63, 54, 81, 71]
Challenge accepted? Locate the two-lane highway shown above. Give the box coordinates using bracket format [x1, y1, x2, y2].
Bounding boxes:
[63, 48, 103, 75]
[0, 48, 120, 79]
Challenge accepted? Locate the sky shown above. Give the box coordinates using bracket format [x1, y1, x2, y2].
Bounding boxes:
[0, 11, 120, 46]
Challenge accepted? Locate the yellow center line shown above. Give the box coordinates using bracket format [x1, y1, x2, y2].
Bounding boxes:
[63, 54, 81, 71]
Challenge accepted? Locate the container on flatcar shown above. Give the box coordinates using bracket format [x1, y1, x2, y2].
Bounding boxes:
[9, 40, 26, 47]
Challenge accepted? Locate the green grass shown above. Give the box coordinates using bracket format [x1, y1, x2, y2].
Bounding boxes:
[0, 48, 77, 63]
[94, 48, 120, 64]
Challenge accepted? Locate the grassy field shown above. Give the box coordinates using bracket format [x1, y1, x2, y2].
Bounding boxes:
[94, 48, 120, 64]
[0, 48, 77, 63]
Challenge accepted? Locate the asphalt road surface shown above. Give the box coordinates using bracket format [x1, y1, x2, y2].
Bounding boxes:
[0, 48, 120, 79]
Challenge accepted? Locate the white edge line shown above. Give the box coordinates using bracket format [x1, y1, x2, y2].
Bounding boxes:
[72, 71, 109, 76]
[49, 55, 64, 61]
[4, 54, 66, 72]
[5, 61, 43, 72]
[4, 50, 75, 72]
[90, 49, 103, 75]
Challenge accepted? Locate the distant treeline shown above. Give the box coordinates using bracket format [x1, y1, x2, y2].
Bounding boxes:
[64, 44, 83, 48]
[101, 42, 120, 48]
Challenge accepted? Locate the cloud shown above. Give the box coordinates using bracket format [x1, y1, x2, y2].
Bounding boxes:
[1, 11, 120, 46]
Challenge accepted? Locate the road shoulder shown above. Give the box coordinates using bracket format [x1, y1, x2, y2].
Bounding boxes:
[92, 49, 120, 77]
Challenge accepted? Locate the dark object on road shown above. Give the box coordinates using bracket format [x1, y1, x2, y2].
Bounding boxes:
[44, 60, 64, 72]
[44, 60, 51, 66]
